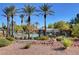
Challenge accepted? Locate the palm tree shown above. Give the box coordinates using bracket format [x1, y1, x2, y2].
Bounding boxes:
[39, 4, 54, 36]
[9, 6, 16, 37]
[3, 7, 11, 37]
[20, 14, 24, 39]
[2, 22, 5, 36]
[20, 14, 24, 26]
[22, 4, 36, 39]
[35, 22, 39, 29]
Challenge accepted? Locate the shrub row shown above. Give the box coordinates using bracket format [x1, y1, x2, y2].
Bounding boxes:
[33, 36, 49, 40]
[0, 37, 15, 47]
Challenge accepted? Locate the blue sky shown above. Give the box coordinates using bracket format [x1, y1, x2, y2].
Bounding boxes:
[0, 3, 79, 28]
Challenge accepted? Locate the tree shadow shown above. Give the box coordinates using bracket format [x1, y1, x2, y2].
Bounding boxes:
[53, 47, 65, 51]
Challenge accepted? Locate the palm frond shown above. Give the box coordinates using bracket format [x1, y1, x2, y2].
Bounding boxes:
[20, 14, 24, 18]
[39, 4, 54, 15]
[22, 4, 36, 15]
[9, 5, 16, 16]
[2, 7, 11, 17]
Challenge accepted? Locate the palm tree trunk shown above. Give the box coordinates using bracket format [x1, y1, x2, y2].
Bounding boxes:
[8, 18, 10, 36]
[28, 15, 30, 25]
[27, 15, 30, 39]
[44, 14, 46, 36]
[28, 30, 30, 39]
[21, 18, 23, 26]
[38, 30, 41, 37]
[11, 16, 14, 37]
[2, 23, 4, 37]
[6, 17, 10, 37]
[21, 18, 23, 39]
[2, 29, 4, 37]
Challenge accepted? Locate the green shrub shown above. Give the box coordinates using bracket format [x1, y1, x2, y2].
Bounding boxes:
[33, 37, 40, 40]
[0, 38, 11, 47]
[56, 36, 64, 41]
[39, 36, 49, 40]
[71, 24, 79, 37]
[6, 37, 15, 41]
[33, 36, 49, 40]
[62, 38, 73, 48]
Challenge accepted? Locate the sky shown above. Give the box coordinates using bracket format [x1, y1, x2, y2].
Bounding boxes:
[0, 3, 79, 28]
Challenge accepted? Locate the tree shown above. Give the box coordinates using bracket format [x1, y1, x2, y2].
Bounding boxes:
[19, 14, 24, 39]
[2, 23, 5, 36]
[35, 22, 39, 29]
[54, 21, 70, 30]
[9, 6, 16, 37]
[48, 24, 54, 28]
[26, 24, 34, 33]
[14, 25, 23, 33]
[22, 25, 34, 35]
[20, 14, 24, 25]
[70, 14, 79, 24]
[22, 25, 27, 32]
[71, 24, 79, 37]
[3, 7, 11, 37]
[54, 21, 70, 36]
[70, 14, 79, 37]
[39, 4, 54, 36]
[22, 4, 36, 39]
